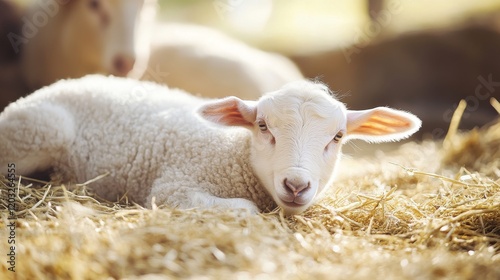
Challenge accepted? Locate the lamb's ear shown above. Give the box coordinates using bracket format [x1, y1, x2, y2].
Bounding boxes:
[346, 107, 422, 142]
[198, 96, 257, 127]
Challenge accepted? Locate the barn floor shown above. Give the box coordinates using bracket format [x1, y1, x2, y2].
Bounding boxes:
[1, 106, 499, 279]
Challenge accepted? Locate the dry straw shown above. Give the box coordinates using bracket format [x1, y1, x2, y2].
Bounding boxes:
[1, 99, 499, 279]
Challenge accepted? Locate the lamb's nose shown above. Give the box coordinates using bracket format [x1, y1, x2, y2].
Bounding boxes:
[112, 55, 135, 76]
[284, 178, 310, 197]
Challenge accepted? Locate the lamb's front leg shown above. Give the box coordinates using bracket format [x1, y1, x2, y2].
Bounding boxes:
[146, 180, 261, 214]
[0, 102, 75, 175]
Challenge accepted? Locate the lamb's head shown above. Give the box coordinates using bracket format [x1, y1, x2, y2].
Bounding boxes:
[22, 0, 157, 89]
[199, 80, 421, 215]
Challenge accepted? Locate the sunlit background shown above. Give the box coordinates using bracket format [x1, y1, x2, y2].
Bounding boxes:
[156, 0, 500, 54]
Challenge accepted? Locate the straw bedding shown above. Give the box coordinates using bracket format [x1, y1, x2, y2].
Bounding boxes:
[1, 101, 499, 280]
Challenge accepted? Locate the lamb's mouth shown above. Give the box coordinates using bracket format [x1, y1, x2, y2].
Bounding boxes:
[279, 200, 307, 208]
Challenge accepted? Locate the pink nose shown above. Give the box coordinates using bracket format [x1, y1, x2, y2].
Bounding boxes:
[112, 55, 135, 76]
[284, 178, 310, 197]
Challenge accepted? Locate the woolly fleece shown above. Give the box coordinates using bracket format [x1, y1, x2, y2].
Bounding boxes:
[0, 75, 275, 211]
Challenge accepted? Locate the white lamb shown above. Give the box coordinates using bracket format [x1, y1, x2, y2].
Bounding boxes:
[20, 0, 156, 91]
[0, 75, 421, 214]
[1, 0, 156, 111]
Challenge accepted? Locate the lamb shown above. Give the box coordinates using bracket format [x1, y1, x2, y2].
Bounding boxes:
[0, 75, 421, 214]
[1, 0, 156, 111]
[140, 23, 304, 100]
[19, 0, 156, 92]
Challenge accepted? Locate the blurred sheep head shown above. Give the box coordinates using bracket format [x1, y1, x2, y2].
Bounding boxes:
[21, 0, 157, 90]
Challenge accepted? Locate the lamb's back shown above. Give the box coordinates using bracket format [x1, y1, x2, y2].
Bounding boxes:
[42, 76, 255, 204]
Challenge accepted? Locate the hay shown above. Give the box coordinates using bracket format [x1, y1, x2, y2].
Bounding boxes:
[1, 106, 499, 280]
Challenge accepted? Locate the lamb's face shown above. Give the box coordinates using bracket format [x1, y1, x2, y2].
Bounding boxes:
[249, 84, 346, 215]
[104, 0, 155, 77]
[56, 0, 147, 76]
[24, 0, 154, 88]
[199, 80, 422, 215]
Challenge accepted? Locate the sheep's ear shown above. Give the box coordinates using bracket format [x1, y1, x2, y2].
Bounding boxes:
[198, 97, 257, 127]
[346, 107, 421, 142]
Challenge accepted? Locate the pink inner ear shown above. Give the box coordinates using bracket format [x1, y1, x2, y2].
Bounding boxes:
[201, 98, 255, 127]
[219, 109, 253, 126]
[346, 107, 421, 141]
[355, 114, 411, 134]
[356, 124, 396, 135]
[371, 115, 410, 127]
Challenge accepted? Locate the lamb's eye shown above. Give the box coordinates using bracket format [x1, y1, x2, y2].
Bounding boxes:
[258, 121, 268, 132]
[333, 132, 343, 143]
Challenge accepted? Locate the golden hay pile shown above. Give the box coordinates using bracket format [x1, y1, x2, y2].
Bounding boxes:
[1, 103, 499, 280]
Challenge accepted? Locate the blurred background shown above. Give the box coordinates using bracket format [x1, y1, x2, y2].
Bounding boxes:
[156, 0, 500, 54]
